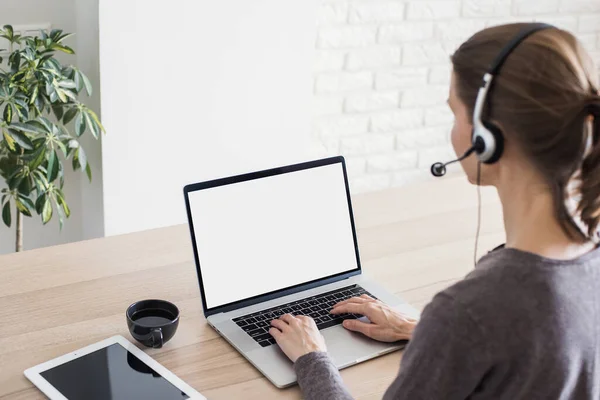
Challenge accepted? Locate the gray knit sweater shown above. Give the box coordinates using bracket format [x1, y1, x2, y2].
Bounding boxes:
[294, 246, 600, 399]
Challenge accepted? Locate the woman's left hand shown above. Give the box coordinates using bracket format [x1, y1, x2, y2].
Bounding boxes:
[270, 314, 327, 362]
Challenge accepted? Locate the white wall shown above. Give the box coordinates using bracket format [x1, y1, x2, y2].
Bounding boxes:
[0, 0, 103, 255]
[3, 0, 600, 252]
[99, 0, 318, 236]
[311, 0, 600, 193]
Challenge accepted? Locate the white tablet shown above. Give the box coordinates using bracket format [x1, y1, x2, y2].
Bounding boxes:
[24, 335, 206, 400]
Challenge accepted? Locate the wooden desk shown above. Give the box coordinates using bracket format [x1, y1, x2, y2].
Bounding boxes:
[0, 176, 504, 399]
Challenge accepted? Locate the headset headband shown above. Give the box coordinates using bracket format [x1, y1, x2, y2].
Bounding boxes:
[474, 23, 554, 122]
[488, 23, 555, 77]
[472, 23, 555, 164]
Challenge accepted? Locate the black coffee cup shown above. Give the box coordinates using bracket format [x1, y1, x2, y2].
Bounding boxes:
[126, 299, 180, 348]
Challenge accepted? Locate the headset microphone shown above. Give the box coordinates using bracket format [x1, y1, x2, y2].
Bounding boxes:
[430, 144, 477, 177]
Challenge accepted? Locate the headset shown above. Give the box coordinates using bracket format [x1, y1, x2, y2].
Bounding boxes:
[431, 23, 555, 177]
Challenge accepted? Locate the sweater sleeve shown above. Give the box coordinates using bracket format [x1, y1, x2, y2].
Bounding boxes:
[294, 352, 354, 400]
[383, 292, 491, 400]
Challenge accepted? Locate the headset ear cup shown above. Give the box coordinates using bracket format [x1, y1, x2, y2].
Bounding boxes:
[481, 121, 504, 164]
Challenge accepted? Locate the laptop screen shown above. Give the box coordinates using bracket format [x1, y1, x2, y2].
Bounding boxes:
[186, 160, 360, 310]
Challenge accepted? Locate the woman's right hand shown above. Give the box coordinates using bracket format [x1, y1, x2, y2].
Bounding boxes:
[331, 295, 417, 342]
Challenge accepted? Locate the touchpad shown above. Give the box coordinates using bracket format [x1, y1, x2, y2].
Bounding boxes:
[322, 322, 399, 368]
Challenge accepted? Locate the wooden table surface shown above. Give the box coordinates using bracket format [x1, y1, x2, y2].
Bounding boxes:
[0, 175, 504, 399]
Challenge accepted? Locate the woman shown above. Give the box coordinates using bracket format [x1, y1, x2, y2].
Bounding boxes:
[269, 23, 600, 399]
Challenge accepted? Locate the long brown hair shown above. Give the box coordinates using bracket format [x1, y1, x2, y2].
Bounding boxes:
[451, 23, 600, 241]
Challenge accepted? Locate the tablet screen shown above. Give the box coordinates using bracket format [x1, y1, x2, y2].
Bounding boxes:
[40, 343, 189, 400]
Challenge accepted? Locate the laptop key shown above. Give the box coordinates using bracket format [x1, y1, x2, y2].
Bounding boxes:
[256, 321, 269, 329]
[245, 317, 257, 324]
[317, 319, 341, 330]
[241, 324, 258, 331]
[282, 308, 293, 314]
[255, 333, 272, 342]
[236, 320, 248, 327]
[291, 305, 302, 311]
[258, 340, 271, 347]
[249, 328, 266, 337]
[268, 337, 277, 345]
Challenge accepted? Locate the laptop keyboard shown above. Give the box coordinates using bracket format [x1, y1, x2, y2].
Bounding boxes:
[232, 284, 376, 348]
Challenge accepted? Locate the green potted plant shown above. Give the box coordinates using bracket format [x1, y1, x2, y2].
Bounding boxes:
[0, 25, 104, 252]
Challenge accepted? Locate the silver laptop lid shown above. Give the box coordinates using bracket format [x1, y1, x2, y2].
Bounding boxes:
[183, 156, 362, 316]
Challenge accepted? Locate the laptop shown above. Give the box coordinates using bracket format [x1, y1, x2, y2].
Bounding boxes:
[183, 156, 419, 388]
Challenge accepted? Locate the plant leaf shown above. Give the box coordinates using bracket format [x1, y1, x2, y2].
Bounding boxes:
[14, 98, 28, 110]
[15, 198, 32, 217]
[83, 110, 98, 139]
[86, 109, 105, 134]
[37, 117, 53, 132]
[10, 52, 20, 73]
[7, 173, 23, 191]
[58, 80, 76, 89]
[3, 130, 16, 152]
[52, 104, 64, 120]
[56, 140, 67, 156]
[79, 70, 92, 96]
[17, 176, 33, 196]
[18, 194, 35, 210]
[73, 145, 88, 173]
[29, 85, 39, 105]
[34, 94, 44, 112]
[13, 120, 47, 135]
[75, 111, 85, 136]
[85, 163, 92, 182]
[63, 107, 78, 125]
[3, 25, 14, 40]
[42, 196, 52, 224]
[47, 150, 59, 182]
[35, 193, 46, 214]
[7, 129, 34, 150]
[74, 71, 83, 92]
[55, 88, 67, 103]
[52, 44, 75, 55]
[56, 32, 74, 44]
[29, 145, 46, 170]
[3, 104, 12, 123]
[49, 89, 58, 103]
[55, 195, 64, 230]
[55, 189, 71, 218]
[15, 104, 29, 121]
[2, 201, 10, 227]
[62, 89, 77, 102]
[58, 161, 64, 189]
[50, 29, 63, 40]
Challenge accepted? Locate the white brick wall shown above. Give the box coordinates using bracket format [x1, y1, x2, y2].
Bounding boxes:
[310, 0, 600, 193]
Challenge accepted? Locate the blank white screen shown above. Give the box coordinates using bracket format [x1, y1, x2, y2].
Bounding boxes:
[188, 163, 359, 309]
